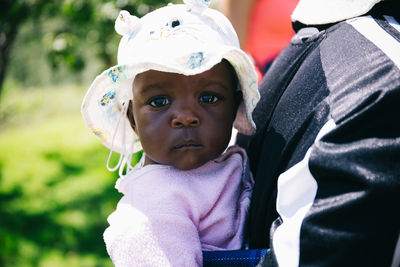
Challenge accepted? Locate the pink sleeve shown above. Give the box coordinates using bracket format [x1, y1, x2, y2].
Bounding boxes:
[104, 195, 202, 266]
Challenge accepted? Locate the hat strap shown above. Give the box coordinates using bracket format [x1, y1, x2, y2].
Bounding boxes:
[106, 100, 134, 177]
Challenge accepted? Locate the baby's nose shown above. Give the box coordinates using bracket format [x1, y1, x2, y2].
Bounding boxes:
[171, 111, 200, 128]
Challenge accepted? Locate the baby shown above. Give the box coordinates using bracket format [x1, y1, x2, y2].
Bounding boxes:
[81, 0, 260, 266]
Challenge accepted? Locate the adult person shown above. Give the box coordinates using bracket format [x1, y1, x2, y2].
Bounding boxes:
[238, 0, 400, 265]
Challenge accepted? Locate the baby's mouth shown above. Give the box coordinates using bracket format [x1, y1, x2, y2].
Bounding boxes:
[173, 142, 203, 150]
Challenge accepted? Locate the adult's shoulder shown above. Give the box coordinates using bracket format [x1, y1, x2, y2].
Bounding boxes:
[319, 15, 400, 123]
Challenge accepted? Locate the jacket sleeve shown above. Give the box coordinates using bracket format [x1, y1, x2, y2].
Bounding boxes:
[300, 96, 400, 266]
[254, 14, 400, 266]
[263, 72, 400, 267]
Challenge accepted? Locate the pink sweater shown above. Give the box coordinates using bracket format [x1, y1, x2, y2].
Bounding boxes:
[103, 146, 254, 266]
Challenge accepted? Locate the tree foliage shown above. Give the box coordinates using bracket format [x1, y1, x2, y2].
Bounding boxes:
[0, 0, 177, 96]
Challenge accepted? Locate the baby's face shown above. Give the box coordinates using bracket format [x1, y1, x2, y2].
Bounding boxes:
[130, 61, 238, 170]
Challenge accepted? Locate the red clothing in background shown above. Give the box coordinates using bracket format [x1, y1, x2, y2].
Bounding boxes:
[246, 0, 298, 72]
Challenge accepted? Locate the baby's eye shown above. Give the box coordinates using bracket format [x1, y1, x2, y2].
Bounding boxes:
[199, 94, 219, 104]
[149, 97, 170, 108]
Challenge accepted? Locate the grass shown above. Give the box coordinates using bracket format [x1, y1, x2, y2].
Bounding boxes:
[0, 85, 128, 266]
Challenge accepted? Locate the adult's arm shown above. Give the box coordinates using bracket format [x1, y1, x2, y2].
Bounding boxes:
[258, 15, 400, 266]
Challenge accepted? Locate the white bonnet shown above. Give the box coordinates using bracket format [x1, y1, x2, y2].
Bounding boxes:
[81, 0, 260, 159]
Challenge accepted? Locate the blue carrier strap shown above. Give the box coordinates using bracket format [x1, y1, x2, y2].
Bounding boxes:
[202, 249, 268, 266]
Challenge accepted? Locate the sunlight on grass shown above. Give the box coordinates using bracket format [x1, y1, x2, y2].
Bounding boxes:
[0, 85, 128, 266]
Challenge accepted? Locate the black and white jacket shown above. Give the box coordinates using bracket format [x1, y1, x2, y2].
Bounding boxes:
[241, 1, 400, 266]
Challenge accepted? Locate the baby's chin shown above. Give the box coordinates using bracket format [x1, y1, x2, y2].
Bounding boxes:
[171, 157, 210, 171]
[144, 149, 225, 171]
[143, 155, 205, 170]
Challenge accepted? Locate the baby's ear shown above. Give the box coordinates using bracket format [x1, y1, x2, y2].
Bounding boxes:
[127, 100, 137, 132]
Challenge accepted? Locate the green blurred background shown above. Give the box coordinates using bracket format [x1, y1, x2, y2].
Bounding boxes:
[0, 0, 200, 266]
